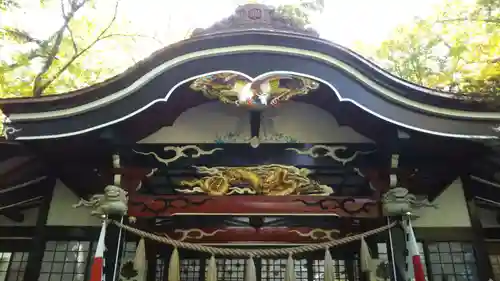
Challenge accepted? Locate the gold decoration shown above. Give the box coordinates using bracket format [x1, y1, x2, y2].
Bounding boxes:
[288, 229, 341, 241]
[286, 145, 375, 165]
[128, 216, 137, 224]
[133, 145, 223, 166]
[189, 73, 319, 108]
[177, 164, 333, 196]
[164, 229, 227, 242]
[135, 168, 158, 191]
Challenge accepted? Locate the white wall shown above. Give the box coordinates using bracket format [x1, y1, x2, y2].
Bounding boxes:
[413, 179, 471, 228]
[140, 101, 372, 143]
[46, 180, 101, 226]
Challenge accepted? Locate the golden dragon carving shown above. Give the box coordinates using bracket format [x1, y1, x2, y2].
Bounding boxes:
[177, 164, 333, 196]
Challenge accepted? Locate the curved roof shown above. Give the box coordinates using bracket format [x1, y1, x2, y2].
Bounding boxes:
[1, 3, 499, 141]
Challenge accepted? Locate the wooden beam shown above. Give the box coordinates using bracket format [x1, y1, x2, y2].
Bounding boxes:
[55, 165, 106, 198]
[124, 143, 379, 168]
[462, 175, 494, 281]
[129, 195, 380, 218]
[23, 177, 55, 281]
[0, 177, 48, 213]
[1, 209, 25, 222]
[0, 157, 45, 188]
[157, 226, 357, 244]
[249, 110, 261, 138]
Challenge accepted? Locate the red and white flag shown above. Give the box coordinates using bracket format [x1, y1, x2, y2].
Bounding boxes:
[405, 218, 426, 281]
[89, 220, 107, 281]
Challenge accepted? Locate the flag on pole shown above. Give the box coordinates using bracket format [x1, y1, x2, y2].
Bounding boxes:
[405, 217, 426, 281]
[90, 220, 107, 281]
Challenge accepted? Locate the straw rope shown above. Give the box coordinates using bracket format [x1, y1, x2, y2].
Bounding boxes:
[112, 220, 397, 257]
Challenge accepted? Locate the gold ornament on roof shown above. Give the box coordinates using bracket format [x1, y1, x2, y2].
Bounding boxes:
[178, 164, 333, 196]
[189, 73, 319, 109]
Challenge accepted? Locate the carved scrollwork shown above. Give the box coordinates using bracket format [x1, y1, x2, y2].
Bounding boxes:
[163, 229, 227, 242]
[135, 168, 158, 191]
[128, 197, 213, 216]
[73, 185, 128, 217]
[177, 164, 333, 196]
[293, 197, 377, 215]
[3, 126, 22, 140]
[286, 145, 375, 165]
[381, 187, 437, 216]
[288, 228, 340, 241]
[133, 145, 223, 166]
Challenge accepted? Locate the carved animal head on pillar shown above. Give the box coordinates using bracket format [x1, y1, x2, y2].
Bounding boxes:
[72, 185, 129, 217]
[381, 187, 437, 217]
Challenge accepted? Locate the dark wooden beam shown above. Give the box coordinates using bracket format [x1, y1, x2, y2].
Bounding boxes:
[124, 143, 380, 168]
[156, 226, 358, 244]
[55, 165, 107, 198]
[249, 110, 261, 138]
[23, 177, 55, 281]
[1, 209, 25, 222]
[0, 141, 31, 162]
[28, 138, 113, 198]
[129, 195, 380, 218]
[0, 177, 49, 210]
[462, 175, 494, 281]
[0, 157, 45, 188]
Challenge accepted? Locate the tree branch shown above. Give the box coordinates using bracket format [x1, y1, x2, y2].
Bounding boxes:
[66, 25, 79, 54]
[35, 0, 120, 95]
[32, 0, 88, 96]
[437, 17, 500, 24]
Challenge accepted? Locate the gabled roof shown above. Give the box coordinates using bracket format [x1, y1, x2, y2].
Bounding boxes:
[0, 3, 499, 142]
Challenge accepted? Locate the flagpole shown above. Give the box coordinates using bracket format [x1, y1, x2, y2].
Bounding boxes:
[405, 212, 426, 281]
[112, 216, 125, 281]
[387, 217, 398, 281]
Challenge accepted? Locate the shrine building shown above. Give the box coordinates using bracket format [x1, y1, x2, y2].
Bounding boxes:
[1, 3, 500, 281]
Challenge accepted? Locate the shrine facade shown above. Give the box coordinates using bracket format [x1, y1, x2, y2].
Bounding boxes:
[1, 3, 500, 281]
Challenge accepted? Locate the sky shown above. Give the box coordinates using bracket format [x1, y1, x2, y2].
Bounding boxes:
[2, 0, 444, 47]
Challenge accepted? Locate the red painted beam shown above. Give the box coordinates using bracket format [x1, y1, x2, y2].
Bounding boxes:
[128, 195, 380, 218]
[160, 227, 353, 244]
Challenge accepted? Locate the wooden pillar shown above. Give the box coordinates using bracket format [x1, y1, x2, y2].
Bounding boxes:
[461, 175, 494, 281]
[105, 215, 124, 281]
[23, 177, 55, 281]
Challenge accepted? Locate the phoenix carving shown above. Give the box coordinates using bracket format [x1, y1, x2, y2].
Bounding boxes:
[189, 72, 319, 108]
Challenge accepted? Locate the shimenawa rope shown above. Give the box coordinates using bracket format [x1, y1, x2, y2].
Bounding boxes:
[112, 220, 397, 257]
